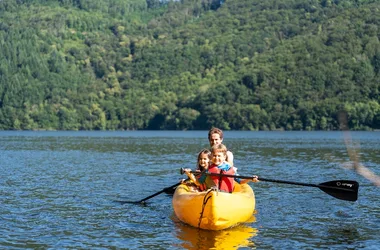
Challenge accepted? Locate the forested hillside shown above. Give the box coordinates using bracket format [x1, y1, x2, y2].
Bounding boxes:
[1, 0, 379, 130]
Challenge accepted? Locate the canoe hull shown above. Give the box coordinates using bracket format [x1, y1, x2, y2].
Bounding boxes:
[172, 183, 255, 230]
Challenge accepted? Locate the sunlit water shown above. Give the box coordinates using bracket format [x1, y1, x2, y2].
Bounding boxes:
[0, 131, 379, 249]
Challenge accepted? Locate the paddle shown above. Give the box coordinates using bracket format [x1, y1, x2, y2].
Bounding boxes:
[180, 169, 359, 202]
[115, 181, 183, 204]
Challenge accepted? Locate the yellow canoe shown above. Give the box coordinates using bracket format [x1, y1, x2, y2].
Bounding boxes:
[172, 183, 255, 230]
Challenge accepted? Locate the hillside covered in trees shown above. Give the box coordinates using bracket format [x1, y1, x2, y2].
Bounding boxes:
[0, 0, 379, 130]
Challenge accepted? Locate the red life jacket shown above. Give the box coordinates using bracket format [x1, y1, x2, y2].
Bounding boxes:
[208, 164, 235, 193]
[198, 182, 208, 191]
[196, 171, 212, 192]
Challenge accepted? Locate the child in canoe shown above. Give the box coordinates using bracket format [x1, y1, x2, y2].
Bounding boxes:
[184, 144, 258, 193]
[181, 149, 211, 191]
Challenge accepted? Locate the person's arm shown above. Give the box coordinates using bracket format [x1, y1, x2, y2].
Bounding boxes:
[183, 168, 201, 186]
[226, 150, 234, 167]
[235, 175, 259, 184]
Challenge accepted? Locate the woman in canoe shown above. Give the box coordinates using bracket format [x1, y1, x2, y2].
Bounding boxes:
[208, 127, 234, 167]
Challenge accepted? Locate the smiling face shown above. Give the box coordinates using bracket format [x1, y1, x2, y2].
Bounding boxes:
[211, 150, 226, 166]
[210, 144, 228, 166]
[209, 133, 223, 147]
[198, 152, 210, 169]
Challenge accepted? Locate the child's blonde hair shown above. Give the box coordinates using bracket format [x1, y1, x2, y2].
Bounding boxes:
[211, 144, 227, 155]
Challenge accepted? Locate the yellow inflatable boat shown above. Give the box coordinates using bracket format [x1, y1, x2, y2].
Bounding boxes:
[172, 183, 255, 230]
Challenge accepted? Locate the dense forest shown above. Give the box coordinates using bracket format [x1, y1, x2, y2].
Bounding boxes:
[0, 0, 379, 130]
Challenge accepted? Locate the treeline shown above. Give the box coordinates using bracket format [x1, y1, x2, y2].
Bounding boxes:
[0, 0, 379, 131]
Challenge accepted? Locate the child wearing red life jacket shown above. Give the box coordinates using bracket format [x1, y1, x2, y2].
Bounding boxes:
[183, 144, 259, 192]
[184, 144, 235, 193]
[182, 149, 211, 191]
[206, 144, 235, 192]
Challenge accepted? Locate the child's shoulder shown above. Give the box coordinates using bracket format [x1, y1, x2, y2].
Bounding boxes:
[217, 162, 231, 171]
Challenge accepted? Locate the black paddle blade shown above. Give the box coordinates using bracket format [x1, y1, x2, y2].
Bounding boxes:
[114, 200, 148, 206]
[163, 186, 177, 195]
[318, 180, 359, 201]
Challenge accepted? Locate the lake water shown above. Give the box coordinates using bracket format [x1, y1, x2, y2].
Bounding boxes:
[0, 131, 379, 249]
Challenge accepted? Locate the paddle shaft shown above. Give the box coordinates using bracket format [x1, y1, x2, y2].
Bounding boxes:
[224, 174, 354, 192]
[137, 181, 182, 203]
[206, 173, 355, 192]
[182, 169, 358, 201]
[118, 177, 193, 204]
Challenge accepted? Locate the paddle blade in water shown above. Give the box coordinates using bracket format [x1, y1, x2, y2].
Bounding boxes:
[318, 180, 359, 201]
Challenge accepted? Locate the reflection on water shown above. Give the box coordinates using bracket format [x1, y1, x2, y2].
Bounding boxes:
[172, 214, 258, 249]
[325, 226, 360, 247]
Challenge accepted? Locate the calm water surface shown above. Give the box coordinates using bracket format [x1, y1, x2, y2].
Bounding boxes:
[0, 131, 379, 249]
